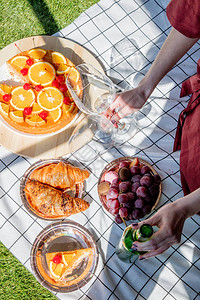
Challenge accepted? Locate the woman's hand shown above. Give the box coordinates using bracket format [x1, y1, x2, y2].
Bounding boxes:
[131, 201, 187, 259]
[131, 187, 200, 259]
[104, 87, 148, 123]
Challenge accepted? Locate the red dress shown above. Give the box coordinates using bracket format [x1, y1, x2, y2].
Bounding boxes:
[166, 0, 200, 195]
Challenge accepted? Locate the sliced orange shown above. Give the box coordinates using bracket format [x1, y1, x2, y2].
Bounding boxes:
[28, 62, 56, 86]
[49, 107, 62, 122]
[10, 111, 24, 123]
[0, 84, 12, 95]
[28, 48, 47, 60]
[0, 102, 9, 117]
[62, 252, 76, 266]
[11, 87, 35, 110]
[56, 64, 71, 75]
[10, 55, 29, 69]
[49, 261, 64, 280]
[52, 52, 66, 65]
[63, 102, 76, 114]
[68, 67, 80, 83]
[37, 87, 63, 111]
[25, 115, 45, 126]
[31, 102, 43, 114]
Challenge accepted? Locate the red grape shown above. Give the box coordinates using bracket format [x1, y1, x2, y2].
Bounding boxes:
[130, 166, 140, 175]
[141, 165, 151, 175]
[123, 202, 133, 211]
[106, 188, 119, 200]
[131, 174, 141, 183]
[134, 198, 145, 209]
[118, 193, 128, 204]
[136, 186, 149, 198]
[140, 175, 152, 188]
[119, 207, 129, 218]
[131, 182, 140, 193]
[126, 192, 135, 201]
[153, 174, 161, 185]
[119, 181, 131, 193]
[119, 161, 129, 168]
[115, 214, 123, 224]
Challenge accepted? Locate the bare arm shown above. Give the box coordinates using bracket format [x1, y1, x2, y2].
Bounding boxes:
[107, 28, 199, 122]
[131, 187, 200, 259]
[140, 27, 199, 98]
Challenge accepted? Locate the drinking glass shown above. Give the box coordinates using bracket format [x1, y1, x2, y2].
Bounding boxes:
[66, 63, 137, 161]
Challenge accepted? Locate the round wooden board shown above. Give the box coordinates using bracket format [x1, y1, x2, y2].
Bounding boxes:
[0, 35, 104, 159]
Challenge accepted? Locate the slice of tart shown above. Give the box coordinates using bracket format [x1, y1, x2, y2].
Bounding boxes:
[46, 248, 93, 282]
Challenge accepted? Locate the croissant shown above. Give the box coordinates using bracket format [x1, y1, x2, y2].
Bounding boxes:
[29, 162, 90, 189]
[25, 180, 90, 217]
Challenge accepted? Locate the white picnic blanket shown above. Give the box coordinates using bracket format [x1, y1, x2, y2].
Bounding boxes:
[1, 0, 200, 299]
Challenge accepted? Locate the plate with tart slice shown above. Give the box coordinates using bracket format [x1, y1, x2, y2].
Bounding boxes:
[20, 158, 91, 220]
[31, 220, 98, 292]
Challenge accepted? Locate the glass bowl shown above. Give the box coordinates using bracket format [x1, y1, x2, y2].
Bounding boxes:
[98, 156, 161, 223]
[20, 158, 84, 220]
[30, 220, 98, 293]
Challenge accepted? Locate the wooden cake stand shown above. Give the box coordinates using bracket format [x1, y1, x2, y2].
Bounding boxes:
[0, 35, 104, 159]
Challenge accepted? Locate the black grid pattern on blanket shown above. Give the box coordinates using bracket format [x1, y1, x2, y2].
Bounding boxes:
[1, 0, 200, 299]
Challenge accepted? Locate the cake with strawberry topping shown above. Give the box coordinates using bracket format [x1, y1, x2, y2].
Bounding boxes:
[0, 47, 82, 135]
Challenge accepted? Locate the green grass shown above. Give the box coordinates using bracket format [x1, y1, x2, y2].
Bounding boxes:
[0, 0, 98, 298]
[0, 242, 57, 299]
[0, 0, 99, 50]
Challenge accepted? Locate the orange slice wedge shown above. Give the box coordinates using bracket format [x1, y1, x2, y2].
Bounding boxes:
[56, 64, 71, 75]
[10, 55, 29, 69]
[28, 62, 56, 86]
[28, 48, 47, 60]
[49, 107, 62, 122]
[10, 111, 24, 123]
[31, 102, 43, 114]
[37, 87, 63, 111]
[0, 84, 12, 95]
[52, 52, 66, 65]
[68, 67, 80, 83]
[49, 261, 65, 280]
[0, 102, 9, 117]
[63, 102, 76, 114]
[10, 87, 35, 110]
[25, 115, 45, 126]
